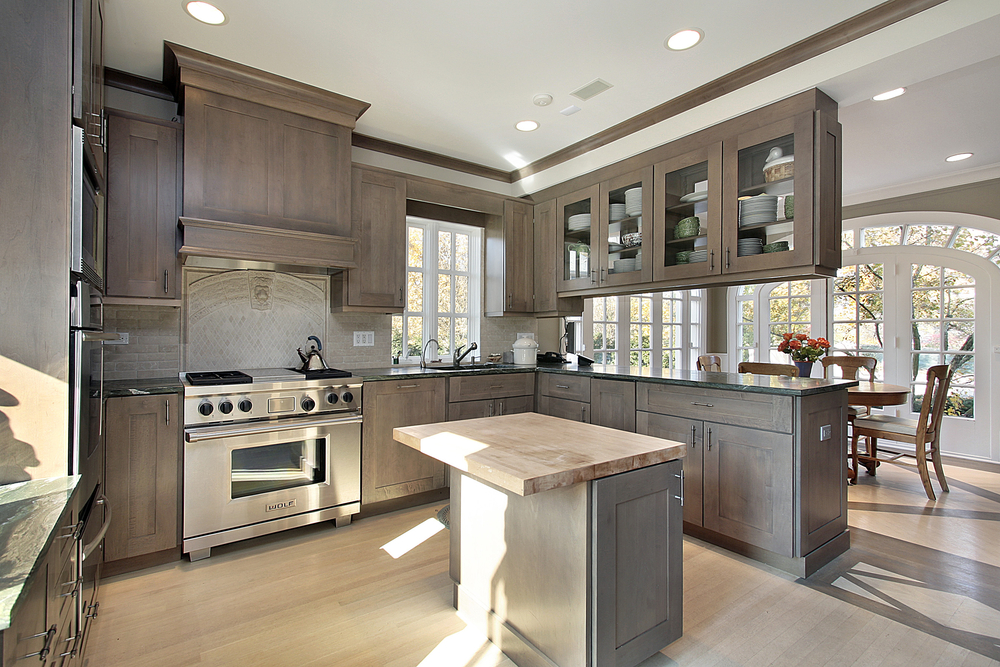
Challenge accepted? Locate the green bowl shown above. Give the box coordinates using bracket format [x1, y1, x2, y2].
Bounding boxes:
[674, 216, 700, 239]
[762, 242, 790, 253]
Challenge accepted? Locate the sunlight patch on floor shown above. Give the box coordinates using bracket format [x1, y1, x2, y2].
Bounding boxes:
[381, 517, 445, 559]
[417, 625, 511, 667]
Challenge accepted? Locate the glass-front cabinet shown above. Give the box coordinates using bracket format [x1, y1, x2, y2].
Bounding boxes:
[557, 184, 600, 291]
[652, 143, 722, 281]
[722, 112, 814, 273]
[598, 167, 653, 288]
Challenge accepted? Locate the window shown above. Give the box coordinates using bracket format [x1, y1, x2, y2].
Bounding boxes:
[833, 263, 885, 379]
[766, 280, 813, 362]
[580, 290, 703, 369]
[391, 218, 481, 362]
[728, 280, 827, 372]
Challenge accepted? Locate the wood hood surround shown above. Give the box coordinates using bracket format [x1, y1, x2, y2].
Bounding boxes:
[164, 42, 371, 269]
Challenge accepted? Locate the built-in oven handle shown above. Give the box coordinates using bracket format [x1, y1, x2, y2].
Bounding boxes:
[185, 414, 363, 443]
[83, 330, 118, 437]
[82, 495, 110, 559]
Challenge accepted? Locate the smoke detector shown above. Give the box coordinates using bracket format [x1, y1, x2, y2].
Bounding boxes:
[533, 94, 554, 107]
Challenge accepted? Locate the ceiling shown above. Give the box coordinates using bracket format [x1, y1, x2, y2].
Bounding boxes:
[104, 0, 1000, 201]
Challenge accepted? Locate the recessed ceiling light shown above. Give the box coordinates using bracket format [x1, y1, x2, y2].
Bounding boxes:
[184, 1, 227, 25]
[872, 87, 905, 101]
[945, 153, 973, 162]
[515, 120, 539, 132]
[665, 29, 703, 51]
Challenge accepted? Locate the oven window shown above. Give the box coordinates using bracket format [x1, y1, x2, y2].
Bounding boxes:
[231, 439, 326, 499]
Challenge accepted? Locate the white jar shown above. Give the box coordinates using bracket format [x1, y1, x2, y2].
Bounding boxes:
[512, 336, 538, 366]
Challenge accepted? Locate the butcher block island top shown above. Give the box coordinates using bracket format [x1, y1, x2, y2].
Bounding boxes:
[393, 412, 686, 496]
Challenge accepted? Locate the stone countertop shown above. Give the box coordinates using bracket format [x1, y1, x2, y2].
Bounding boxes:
[355, 363, 856, 396]
[100, 377, 183, 398]
[0, 476, 80, 631]
[395, 412, 686, 496]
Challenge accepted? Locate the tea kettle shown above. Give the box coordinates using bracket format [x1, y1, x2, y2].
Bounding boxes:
[296, 335, 329, 371]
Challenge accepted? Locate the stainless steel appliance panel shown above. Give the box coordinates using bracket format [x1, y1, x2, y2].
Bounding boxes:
[183, 414, 361, 540]
[71, 126, 105, 291]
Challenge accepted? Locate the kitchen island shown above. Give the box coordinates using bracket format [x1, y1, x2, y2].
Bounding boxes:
[395, 412, 687, 667]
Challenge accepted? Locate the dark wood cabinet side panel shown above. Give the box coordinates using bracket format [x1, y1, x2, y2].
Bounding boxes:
[798, 392, 848, 555]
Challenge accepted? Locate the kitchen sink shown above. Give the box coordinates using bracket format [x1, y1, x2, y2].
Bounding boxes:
[421, 363, 504, 372]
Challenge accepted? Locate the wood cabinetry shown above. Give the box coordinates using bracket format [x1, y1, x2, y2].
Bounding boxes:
[105, 112, 182, 299]
[485, 200, 534, 316]
[332, 167, 407, 312]
[590, 378, 636, 432]
[362, 378, 447, 504]
[103, 395, 182, 563]
[636, 381, 848, 575]
[536, 372, 591, 423]
[447, 372, 534, 420]
[73, 0, 105, 178]
[532, 200, 583, 317]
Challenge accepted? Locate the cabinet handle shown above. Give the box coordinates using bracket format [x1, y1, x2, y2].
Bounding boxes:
[691, 424, 696, 447]
[498, 401, 504, 416]
[507, 293, 512, 308]
[22, 625, 57, 660]
[708, 428, 713, 451]
[726, 248, 731, 270]
[675, 470, 685, 507]
[556, 384, 570, 389]
[690, 401, 714, 407]
[396, 384, 419, 389]
[164, 269, 168, 294]
[590, 269, 597, 285]
[489, 403, 494, 417]
[601, 267, 606, 282]
[710, 250, 715, 271]
[166, 399, 170, 425]
[399, 287, 404, 304]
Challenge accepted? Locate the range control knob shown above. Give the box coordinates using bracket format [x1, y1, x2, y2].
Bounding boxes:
[341, 391, 354, 404]
[301, 396, 316, 412]
[198, 401, 214, 417]
[219, 400, 234, 415]
[326, 392, 339, 405]
[238, 399, 253, 413]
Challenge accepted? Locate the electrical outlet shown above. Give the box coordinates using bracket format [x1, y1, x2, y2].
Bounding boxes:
[104, 332, 128, 345]
[820, 424, 832, 441]
[353, 331, 375, 347]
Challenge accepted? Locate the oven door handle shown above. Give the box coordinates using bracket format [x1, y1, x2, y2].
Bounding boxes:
[82, 495, 110, 559]
[185, 414, 363, 442]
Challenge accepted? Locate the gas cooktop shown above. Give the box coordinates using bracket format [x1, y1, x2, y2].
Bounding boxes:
[183, 367, 353, 386]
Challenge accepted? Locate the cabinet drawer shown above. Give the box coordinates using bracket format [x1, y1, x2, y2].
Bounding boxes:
[637, 383, 792, 433]
[366, 377, 446, 398]
[448, 399, 493, 421]
[538, 373, 591, 402]
[537, 395, 590, 423]
[448, 372, 534, 402]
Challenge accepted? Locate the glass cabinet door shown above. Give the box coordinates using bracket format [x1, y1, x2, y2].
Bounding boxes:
[723, 112, 813, 273]
[653, 144, 722, 281]
[557, 184, 600, 291]
[598, 167, 653, 288]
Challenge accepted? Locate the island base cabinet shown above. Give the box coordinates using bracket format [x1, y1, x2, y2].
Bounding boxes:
[451, 460, 683, 667]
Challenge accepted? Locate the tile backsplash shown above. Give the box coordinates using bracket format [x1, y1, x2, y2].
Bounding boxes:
[103, 268, 540, 379]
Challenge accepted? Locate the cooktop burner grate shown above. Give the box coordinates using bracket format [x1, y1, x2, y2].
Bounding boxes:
[185, 371, 253, 386]
[289, 367, 353, 380]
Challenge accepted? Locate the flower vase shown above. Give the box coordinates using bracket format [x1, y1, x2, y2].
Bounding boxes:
[794, 361, 814, 378]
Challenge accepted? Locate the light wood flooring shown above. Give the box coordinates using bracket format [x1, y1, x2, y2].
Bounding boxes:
[84, 461, 1000, 667]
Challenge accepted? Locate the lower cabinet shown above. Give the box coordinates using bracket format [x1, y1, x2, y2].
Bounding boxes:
[104, 394, 182, 564]
[591, 378, 636, 432]
[447, 372, 535, 420]
[636, 412, 703, 526]
[537, 374, 635, 431]
[362, 378, 448, 504]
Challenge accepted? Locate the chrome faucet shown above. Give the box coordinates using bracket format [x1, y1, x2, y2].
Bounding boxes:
[420, 339, 439, 368]
[453, 342, 478, 368]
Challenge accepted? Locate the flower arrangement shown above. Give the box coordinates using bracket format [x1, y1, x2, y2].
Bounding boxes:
[777, 333, 831, 363]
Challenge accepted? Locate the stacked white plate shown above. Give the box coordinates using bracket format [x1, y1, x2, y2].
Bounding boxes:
[610, 203, 626, 221]
[739, 195, 778, 227]
[624, 187, 643, 217]
[693, 236, 708, 248]
[567, 213, 591, 231]
[737, 238, 764, 256]
[613, 258, 636, 273]
[689, 249, 708, 263]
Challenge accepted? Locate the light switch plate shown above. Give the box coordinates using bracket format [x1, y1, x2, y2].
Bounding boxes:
[353, 331, 375, 347]
[820, 424, 832, 441]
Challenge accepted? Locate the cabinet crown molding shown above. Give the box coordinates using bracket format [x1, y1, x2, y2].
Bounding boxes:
[163, 42, 370, 128]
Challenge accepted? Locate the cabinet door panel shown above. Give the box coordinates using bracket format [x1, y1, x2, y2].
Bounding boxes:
[703, 423, 792, 556]
[556, 184, 600, 292]
[637, 412, 703, 526]
[497, 394, 533, 416]
[448, 398, 494, 421]
[590, 379, 636, 432]
[536, 395, 589, 423]
[362, 379, 447, 503]
[104, 395, 181, 561]
[505, 200, 534, 313]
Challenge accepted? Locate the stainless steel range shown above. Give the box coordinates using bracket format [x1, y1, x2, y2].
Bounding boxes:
[182, 367, 362, 561]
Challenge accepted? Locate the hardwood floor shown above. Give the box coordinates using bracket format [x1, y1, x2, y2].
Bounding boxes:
[84, 462, 1000, 667]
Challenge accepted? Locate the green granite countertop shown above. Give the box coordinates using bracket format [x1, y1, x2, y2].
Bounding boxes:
[100, 377, 183, 398]
[0, 476, 80, 631]
[354, 363, 855, 396]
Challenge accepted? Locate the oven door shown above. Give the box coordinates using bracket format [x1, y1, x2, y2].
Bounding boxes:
[183, 414, 361, 541]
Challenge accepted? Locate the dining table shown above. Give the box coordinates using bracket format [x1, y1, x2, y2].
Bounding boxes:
[846, 381, 911, 482]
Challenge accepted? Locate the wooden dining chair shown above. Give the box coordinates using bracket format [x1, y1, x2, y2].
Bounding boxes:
[697, 355, 722, 372]
[850, 364, 953, 500]
[823, 355, 878, 420]
[737, 362, 799, 377]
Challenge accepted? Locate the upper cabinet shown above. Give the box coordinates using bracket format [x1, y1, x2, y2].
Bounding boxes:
[485, 200, 534, 316]
[539, 91, 841, 297]
[105, 111, 182, 299]
[532, 200, 583, 317]
[332, 166, 407, 312]
[164, 42, 370, 269]
[73, 0, 106, 180]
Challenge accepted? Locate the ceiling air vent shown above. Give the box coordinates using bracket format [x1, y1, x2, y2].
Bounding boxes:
[570, 78, 613, 101]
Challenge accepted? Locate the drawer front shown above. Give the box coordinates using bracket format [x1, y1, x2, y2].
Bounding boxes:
[637, 383, 792, 433]
[497, 394, 533, 416]
[448, 372, 534, 402]
[448, 398, 494, 421]
[366, 377, 446, 398]
[537, 395, 590, 423]
[538, 373, 591, 402]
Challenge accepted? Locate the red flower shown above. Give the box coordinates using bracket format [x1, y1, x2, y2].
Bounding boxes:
[806, 338, 818, 347]
[782, 332, 794, 341]
[777, 341, 788, 352]
[794, 333, 808, 341]
[788, 340, 802, 350]
[816, 338, 831, 348]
